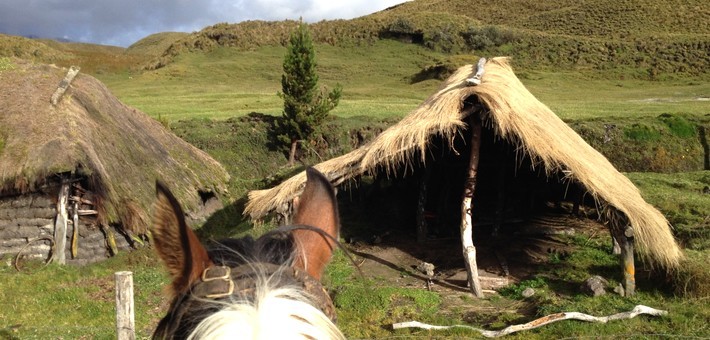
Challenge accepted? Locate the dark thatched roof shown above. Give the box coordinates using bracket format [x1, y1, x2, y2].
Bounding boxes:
[245, 57, 683, 270]
[0, 58, 229, 233]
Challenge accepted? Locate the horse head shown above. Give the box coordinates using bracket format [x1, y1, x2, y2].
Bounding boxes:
[150, 167, 344, 339]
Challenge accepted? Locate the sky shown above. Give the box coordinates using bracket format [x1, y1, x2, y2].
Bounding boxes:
[0, 0, 408, 47]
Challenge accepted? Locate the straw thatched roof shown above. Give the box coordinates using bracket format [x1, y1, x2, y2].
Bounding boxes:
[0, 59, 229, 234]
[245, 57, 683, 270]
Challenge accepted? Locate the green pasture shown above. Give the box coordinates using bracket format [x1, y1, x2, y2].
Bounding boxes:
[101, 41, 710, 122]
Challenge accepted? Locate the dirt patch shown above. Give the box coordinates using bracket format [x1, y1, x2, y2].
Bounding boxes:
[347, 210, 607, 300]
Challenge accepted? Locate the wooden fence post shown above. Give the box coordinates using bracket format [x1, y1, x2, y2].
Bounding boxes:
[115, 271, 135, 340]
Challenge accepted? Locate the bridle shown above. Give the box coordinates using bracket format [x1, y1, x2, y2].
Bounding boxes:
[153, 226, 344, 339]
[192, 262, 337, 321]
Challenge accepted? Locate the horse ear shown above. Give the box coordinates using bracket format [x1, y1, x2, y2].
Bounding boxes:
[152, 181, 213, 295]
[292, 168, 340, 280]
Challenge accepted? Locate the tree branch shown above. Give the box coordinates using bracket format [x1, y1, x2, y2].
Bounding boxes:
[392, 305, 668, 337]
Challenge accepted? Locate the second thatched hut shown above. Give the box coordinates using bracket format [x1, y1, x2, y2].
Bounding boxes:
[245, 57, 683, 296]
[0, 59, 229, 265]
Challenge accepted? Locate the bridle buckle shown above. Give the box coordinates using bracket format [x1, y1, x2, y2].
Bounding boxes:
[200, 266, 234, 299]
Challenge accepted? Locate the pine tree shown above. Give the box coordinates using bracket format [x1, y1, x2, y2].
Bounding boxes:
[277, 21, 341, 166]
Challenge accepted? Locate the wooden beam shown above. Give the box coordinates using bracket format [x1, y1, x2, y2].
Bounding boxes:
[461, 113, 484, 298]
[71, 201, 79, 258]
[50, 66, 80, 106]
[416, 167, 431, 244]
[77, 209, 99, 216]
[70, 195, 94, 205]
[465, 57, 487, 86]
[493, 142, 506, 238]
[54, 180, 70, 264]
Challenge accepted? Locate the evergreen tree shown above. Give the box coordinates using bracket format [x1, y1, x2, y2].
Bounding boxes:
[277, 21, 341, 165]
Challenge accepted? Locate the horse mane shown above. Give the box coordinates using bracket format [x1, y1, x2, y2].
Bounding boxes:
[207, 230, 294, 268]
[188, 280, 344, 340]
[183, 229, 345, 339]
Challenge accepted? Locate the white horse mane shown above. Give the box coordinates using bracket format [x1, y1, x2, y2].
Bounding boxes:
[187, 268, 345, 340]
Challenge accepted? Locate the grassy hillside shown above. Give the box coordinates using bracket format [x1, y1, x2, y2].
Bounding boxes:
[1, 0, 707, 77]
[100, 40, 710, 125]
[141, 0, 709, 77]
[125, 31, 190, 56]
[384, 0, 709, 37]
[0, 34, 69, 62]
[102, 41, 451, 120]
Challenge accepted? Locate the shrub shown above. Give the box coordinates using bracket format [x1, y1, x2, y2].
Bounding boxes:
[624, 123, 661, 142]
[461, 25, 520, 51]
[658, 113, 696, 138]
[387, 18, 417, 34]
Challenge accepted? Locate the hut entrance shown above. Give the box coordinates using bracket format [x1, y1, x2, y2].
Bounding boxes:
[337, 116, 602, 291]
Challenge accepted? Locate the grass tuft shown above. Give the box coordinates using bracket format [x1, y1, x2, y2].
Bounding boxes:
[624, 123, 662, 142]
[658, 113, 697, 138]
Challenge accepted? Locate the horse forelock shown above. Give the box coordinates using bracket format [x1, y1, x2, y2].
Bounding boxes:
[154, 229, 343, 339]
[188, 285, 344, 340]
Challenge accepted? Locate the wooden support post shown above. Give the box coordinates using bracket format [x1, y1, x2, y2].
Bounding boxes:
[115, 271, 135, 340]
[416, 167, 431, 243]
[620, 226, 635, 296]
[50, 66, 80, 105]
[611, 236, 621, 255]
[102, 224, 119, 256]
[493, 142, 506, 238]
[610, 222, 635, 296]
[54, 180, 70, 264]
[71, 201, 79, 258]
[461, 114, 484, 298]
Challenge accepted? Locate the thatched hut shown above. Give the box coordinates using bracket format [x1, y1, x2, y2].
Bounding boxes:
[245, 57, 683, 296]
[0, 59, 229, 265]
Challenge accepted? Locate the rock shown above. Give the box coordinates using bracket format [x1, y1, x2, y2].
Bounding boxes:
[581, 275, 609, 297]
[416, 261, 435, 277]
[522, 287, 535, 298]
[614, 283, 625, 296]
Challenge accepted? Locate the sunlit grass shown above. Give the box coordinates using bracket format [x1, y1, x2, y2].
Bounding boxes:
[0, 248, 168, 338]
[100, 42, 709, 124]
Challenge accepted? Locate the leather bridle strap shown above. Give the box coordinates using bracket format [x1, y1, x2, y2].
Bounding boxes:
[190, 263, 337, 322]
[192, 266, 235, 299]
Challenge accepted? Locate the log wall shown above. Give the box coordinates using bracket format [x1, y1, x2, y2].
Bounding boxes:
[0, 191, 130, 266]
